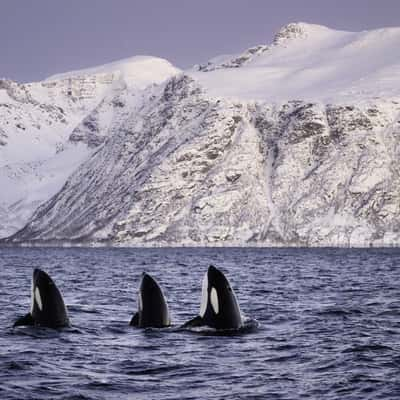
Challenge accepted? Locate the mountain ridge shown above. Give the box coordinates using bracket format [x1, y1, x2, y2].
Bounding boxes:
[2, 22, 400, 246]
[190, 22, 400, 103]
[0, 57, 179, 237]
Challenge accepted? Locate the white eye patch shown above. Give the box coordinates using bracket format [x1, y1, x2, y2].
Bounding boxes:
[199, 272, 208, 317]
[210, 287, 219, 315]
[35, 287, 43, 311]
[138, 291, 143, 312]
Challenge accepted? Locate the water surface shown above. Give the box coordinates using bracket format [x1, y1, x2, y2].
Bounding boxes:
[1, 247, 400, 399]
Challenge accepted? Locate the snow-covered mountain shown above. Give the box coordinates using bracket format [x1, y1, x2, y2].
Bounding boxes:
[2, 23, 400, 246]
[0, 56, 179, 237]
[191, 22, 400, 102]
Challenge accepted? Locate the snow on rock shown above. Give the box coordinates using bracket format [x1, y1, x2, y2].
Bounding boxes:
[7, 73, 400, 247]
[0, 57, 180, 237]
[7, 75, 274, 245]
[46, 56, 180, 90]
[190, 22, 400, 103]
[3, 23, 400, 246]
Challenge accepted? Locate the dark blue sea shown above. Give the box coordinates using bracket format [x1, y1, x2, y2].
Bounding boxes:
[1, 247, 400, 400]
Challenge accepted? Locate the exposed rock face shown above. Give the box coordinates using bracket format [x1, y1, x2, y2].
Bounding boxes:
[3, 23, 400, 246]
[194, 22, 324, 72]
[195, 45, 269, 72]
[67, 85, 136, 148]
[0, 77, 92, 237]
[272, 22, 314, 45]
[252, 101, 400, 246]
[0, 57, 179, 237]
[7, 73, 400, 246]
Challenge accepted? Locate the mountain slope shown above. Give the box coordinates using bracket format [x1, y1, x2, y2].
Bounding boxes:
[8, 75, 400, 246]
[191, 22, 400, 102]
[0, 56, 179, 237]
[4, 23, 400, 246]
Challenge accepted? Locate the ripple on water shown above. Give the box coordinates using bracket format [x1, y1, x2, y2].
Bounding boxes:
[0, 247, 400, 400]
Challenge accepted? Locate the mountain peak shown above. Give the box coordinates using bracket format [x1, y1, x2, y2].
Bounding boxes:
[272, 22, 345, 44]
[190, 21, 400, 102]
[193, 22, 350, 73]
[46, 56, 181, 89]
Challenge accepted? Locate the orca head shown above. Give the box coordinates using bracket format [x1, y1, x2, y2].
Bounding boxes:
[30, 268, 70, 328]
[137, 272, 170, 328]
[199, 265, 242, 330]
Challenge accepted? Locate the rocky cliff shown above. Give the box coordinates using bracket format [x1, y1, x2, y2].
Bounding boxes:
[0, 56, 179, 237]
[3, 23, 400, 246]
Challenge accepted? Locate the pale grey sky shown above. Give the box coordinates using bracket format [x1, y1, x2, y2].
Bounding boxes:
[1, 0, 400, 82]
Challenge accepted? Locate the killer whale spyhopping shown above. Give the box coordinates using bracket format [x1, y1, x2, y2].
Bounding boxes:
[130, 272, 171, 328]
[183, 265, 243, 330]
[14, 268, 70, 328]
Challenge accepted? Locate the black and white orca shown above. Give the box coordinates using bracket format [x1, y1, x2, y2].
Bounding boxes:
[183, 265, 243, 330]
[13, 268, 70, 328]
[129, 272, 170, 328]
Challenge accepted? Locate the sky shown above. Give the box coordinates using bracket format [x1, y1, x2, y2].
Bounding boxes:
[1, 0, 400, 82]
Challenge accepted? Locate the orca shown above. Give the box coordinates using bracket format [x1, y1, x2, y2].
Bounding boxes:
[13, 268, 70, 328]
[183, 265, 243, 330]
[129, 272, 170, 328]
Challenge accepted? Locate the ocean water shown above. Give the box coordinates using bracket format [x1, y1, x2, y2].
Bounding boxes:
[0, 247, 400, 400]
